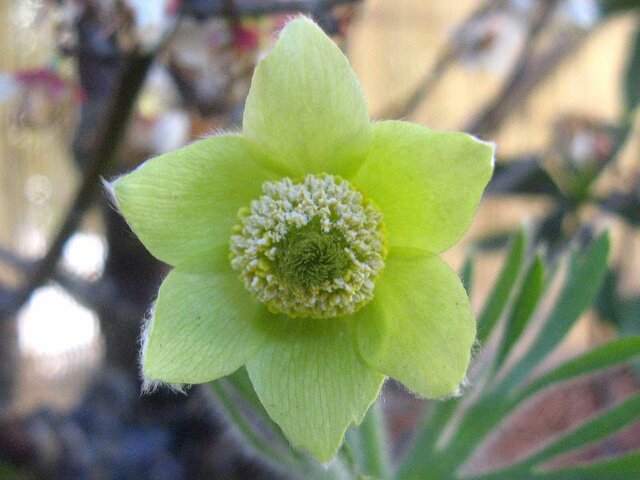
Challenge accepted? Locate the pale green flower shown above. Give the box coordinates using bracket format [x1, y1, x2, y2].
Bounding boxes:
[112, 17, 494, 461]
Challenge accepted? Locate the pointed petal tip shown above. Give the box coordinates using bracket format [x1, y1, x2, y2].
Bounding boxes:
[280, 14, 318, 31]
[140, 377, 189, 395]
[243, 9, 372, 177]
[464, 133, 497, 168]
[101, 176, 121, 210]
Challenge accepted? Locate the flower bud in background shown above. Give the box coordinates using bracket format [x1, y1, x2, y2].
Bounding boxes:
[454, 11, 527, 74]
[545, 114, 617, 197]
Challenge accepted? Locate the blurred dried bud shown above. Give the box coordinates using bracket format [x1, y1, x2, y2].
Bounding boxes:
[454, 12, 527, 74]
[546, 115, 617, 197]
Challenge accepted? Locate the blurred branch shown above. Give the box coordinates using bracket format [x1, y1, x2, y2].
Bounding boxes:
[0, 244, 107, 308]
[0, 245, 33, 273]
[0, 51, 154, 319]
[376, 0, 496, 120]
[375, 47, 455, 120]
[179, 0, 362, 19]
[465, 0, 585, 137]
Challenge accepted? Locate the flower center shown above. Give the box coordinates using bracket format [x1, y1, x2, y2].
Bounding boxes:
[229, 174, 386, 319]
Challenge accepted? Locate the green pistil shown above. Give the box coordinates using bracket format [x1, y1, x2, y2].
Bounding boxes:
[277, 218, 349, 291]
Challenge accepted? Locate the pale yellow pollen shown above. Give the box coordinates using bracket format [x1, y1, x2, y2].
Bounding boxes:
[229, 174, 386, 319]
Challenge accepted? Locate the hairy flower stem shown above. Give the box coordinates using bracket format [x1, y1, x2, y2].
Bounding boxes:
[210, 380, 301, 472]
[211, 378, 359, 480]
[349, 399, 392, 479]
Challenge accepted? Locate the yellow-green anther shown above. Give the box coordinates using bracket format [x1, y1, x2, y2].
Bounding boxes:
[229, 174, 386, 318]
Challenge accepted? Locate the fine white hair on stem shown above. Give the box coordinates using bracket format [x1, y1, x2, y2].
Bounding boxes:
[138, 304, 188, 395]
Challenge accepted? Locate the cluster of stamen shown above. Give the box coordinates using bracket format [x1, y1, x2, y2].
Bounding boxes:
[229, 174, 386, 318]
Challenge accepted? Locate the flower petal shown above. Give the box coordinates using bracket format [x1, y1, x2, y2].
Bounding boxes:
[142, 267, 267, 385]
[243, 17, 372, 178]
[352, 121, 494, 253]
[246, 317, 384, 461]
[355, 249, 475, 398]
[113, 134, 278, 268]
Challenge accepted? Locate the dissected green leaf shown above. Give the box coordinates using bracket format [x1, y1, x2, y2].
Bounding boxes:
[624, 22, 640, 113]
[525, 393, 640, 469]
[602, 0, 640, 17]
[498, 232, 610, 393]
[344, 400, 391, 480]
[396, 230, 634, 480]
[532, 451, 640, 479]
[476, 230, 526, 343]
[461, 253, 475, 294]
[452, 392, 640, 480]
[495, 254, 547, 369]
[515, 336, 640, 402]
[396, 396, 464, 479]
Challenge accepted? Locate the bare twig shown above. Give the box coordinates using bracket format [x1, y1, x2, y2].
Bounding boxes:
[465, 0, 566, 137]
[0, 51, 154, 319]
[375, 48, 457, 120]
[376, 0, 497, 120]
[0, 244, 33, 272]
[465, 34, 588, 137]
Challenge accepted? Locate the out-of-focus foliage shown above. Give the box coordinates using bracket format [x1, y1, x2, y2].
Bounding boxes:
[601, 0, 640, 15]
[624, 23, 640, 113]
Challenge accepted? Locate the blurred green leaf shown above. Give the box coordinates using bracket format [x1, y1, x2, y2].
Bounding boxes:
[519, 393, 640, 471]
[494, 254, 547, 370]
[461, 254, 474, 294]
[498, 232, 610, 393]
[395, 230, 640, 480]
[451, 338, 640, 480]
[601, 0, 640, 16]
[531, 452, 640, 479]
[0, 462, 23, 480]
[394, 230, 640, 480]
[515, 336, 640, 402]
[345, 400, 391, 480]
[625, 22, 640, 113]
[480, 394, 640, 480]
[472, 230, 520, 251]
[596, 268, 619, 322]
[596, 269, 640, 336]
[476, 231, 527, 343]
[488, 158, 562, 197]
